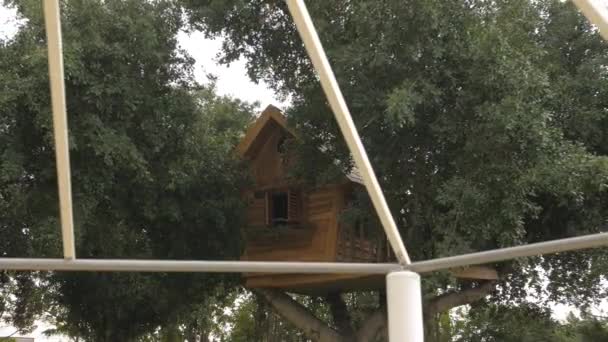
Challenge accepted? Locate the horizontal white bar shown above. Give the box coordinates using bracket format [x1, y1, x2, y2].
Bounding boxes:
[1, 233, 605, 274]
[43, 0, 76, 259]
[407, 232, 608, 273]
[285, 0, 411, 265]
[0, 259, 401, 274]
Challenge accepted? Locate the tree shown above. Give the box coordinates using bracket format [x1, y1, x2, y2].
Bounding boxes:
[450, 304, 608, 342]
[1, 0, 254, 340]
[558, 312, 608, 341]
[183, 0, 608, 340]
[452, 303, 562, 342]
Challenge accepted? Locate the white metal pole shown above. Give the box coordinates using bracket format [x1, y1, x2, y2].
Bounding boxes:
[43, 0, 76, 260]
[572, 0, 608, 41]
[285, 0, 411, 265]
[0, 258, 402, 274]
[408, 232, 608, 273]
[1, 232, 606, 273]
[387, 271, 424, 342]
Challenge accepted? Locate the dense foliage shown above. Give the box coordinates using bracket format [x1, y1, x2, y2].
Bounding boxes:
[180, 0, 608, 340]
[1, 0, 608, 340]
[451, 305, 608, 342]
[184, 0, 608, 304]
[204, 295, 608, 342]
[1, 0, 253, 340]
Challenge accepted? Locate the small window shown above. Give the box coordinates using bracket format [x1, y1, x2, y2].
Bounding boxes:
[271, 192, 289, 225]
[265, 189, 300, 227]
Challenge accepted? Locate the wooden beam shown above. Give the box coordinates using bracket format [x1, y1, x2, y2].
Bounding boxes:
[449, 266, 499, 280]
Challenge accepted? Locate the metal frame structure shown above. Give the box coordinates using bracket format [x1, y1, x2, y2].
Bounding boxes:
[2, 232, 608, 274]
[285, 0, 412, 265]
[43, 0, 76, 260]
[1, 0, 607, 340]
[573, 0, 608, 41]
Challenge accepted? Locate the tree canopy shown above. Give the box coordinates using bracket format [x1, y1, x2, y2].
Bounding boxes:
[184, 0, 608, 302]
[1, 0, 608, 340]
[1, 0, 253, 340]
[180, 0, 608, 339]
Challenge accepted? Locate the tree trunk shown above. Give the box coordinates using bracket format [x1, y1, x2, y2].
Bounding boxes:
[424, 316, 440, 342]
[424, 281, 497, 342]
[256, 281, 496, 342]
[424, 281, 496, 319]
[256, 289, 346, 342]
[356, 309, 387, 342]
[254, 294, 269, 340]
[325, 292, 355, 338]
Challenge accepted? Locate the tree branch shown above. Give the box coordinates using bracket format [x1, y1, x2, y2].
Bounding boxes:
[324, 292, 354, 337]
[424, 281, 497, 318]
[255, 289, 346, 342]
[353, 282, 497, 341]
[356, 308, 387, 342]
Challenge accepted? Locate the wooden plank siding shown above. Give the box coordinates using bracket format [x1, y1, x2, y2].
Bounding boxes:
[245, 273, 386, 294]
[243, 187, 339, 262]
[239, 106, 498, 292]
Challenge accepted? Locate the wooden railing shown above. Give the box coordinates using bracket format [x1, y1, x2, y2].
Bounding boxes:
[336, 222, 393, 263]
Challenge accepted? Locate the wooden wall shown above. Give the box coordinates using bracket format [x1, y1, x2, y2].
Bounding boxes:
[248, 121, 289, 188]
[243, 184, 385, 291]
[238, 113, 396, 290]
[243, 186, 343, 262]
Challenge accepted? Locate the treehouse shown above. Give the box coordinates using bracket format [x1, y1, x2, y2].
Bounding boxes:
[238, 105, 497, 293]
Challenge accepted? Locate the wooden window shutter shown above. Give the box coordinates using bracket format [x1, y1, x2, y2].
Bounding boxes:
[264, 191, 270, 226]
[288, 190, 299, 222]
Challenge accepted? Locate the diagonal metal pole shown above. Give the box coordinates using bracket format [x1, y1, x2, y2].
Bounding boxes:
[407, 232, 608, 273]
[285, 0, 411, 265]
[43, 0, 76, 260]
[572, 0, 608, 41]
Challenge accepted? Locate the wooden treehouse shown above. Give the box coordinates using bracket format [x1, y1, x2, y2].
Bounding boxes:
[238, 105, 497, 293]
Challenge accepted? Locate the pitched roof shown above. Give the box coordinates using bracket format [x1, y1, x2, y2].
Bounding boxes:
[237, 105, 363, 185]
[236, 104, 294, 158]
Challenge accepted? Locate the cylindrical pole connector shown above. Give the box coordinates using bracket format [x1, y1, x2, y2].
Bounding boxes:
[386, 271, 424, 341]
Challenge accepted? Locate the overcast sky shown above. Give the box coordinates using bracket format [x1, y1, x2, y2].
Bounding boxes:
[0, 4, 285, 110]
[177, 30, 287, 109]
